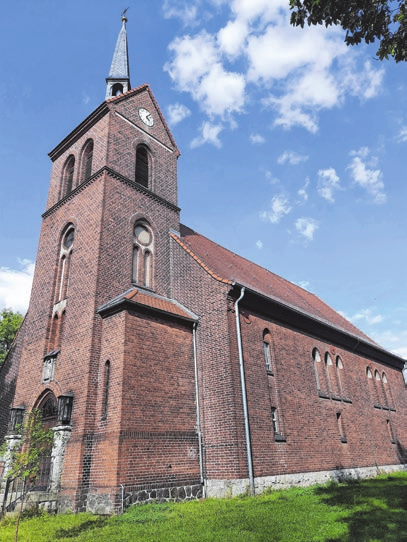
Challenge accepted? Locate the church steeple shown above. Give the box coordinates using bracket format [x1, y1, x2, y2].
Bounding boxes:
[105, 11, 131, 99]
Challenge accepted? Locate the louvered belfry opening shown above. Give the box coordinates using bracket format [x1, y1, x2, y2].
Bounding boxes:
[135, 146, 149, 188]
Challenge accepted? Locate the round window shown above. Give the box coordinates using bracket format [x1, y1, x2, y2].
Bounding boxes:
[64, 229, 74, 249]
[134, 225, 151, 246]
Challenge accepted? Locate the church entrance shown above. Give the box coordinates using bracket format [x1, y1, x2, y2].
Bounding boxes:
[33, 392, 57, 491]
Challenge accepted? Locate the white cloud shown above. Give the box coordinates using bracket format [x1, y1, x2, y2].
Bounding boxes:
[256, 240, 263, 249]
[250, 133, 265, 145]
[260, 194, 291, 224]
[295, 217, 319, 241]
[348, 147, 386, 204]
[317, 167, 341, 202]
[167, 103, 191, 126]
[264, 170, 280, 184]
[0, 259, 34, 314]
[165, 32, 246, 120]
[162, 0, 200, 25]
[82, 92, 90, 105]
[397, 126, 407, 142]
[191, 121, 223, 148]
[277, 150, 309, 165]
[351, 308, 384, 325]
[165, 2, 384, 138]
[297, 178, 310, 202]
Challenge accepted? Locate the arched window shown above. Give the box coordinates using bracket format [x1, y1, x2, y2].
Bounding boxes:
[382, 372, 395, 410]
[313, 348, 329, 397]
[135, 145, 150, 188]
[263, 330, 272, 373]
[101, 361, 110, 421]
[325, 352, 341, 398]
[80, 139, 94, 183]
[63, 155, 75, 196]
[111, 83, 123, 96]
[336, 412, 347, 443]
[132, 222, 153, 288]
[367, 366, 380, 407]
[336, 356, 345, 397]
[56, 227, 75, 302]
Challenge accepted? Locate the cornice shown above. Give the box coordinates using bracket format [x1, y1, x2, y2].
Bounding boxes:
[235, 285, 405, 370]
[48, 102, 110, 162]
[42, 166, 180, 219]
[98, 296, 196, 326]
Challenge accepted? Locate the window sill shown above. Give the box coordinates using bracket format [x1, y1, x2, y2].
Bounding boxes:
[318, 391, 330, 399]
[342, 397, 352, 404]
[331, 394, 342, 402]
[390, 407, 396, 412]
[382, 406, 390, 411]
[374, 403, 382, 409]
[340, 437, 347, 444]
[274, 434, 286, 442]
[266, 369, 274, 376]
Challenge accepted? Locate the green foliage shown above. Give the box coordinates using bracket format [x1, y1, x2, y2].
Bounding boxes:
[0, 308, 23, 365]
[6, 409, 53, 485]
[0, 472, 406, 541]
[289, 0, 407, 61]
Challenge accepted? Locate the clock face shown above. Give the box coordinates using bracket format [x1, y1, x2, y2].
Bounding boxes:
[138, 108, 154, 127]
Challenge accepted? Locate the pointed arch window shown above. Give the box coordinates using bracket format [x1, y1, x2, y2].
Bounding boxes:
[63, 155, 75, 196]
[135, 145, 150, 188]
[80, 139, 94, 183]
[313, 348, 329, 398]
[132, 222, 153, 288]
[101, 361, 110, 421]
[263, 330, 273, 374]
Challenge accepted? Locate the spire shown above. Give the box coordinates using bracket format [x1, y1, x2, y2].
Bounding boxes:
[106, 11, 131, 99]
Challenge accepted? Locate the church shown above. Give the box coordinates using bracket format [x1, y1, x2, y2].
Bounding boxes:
[1, 15, 406, 514]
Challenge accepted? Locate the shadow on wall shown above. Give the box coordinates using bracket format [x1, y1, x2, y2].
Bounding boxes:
[396, 439, 407, 465]
[313, 472, 407, 542]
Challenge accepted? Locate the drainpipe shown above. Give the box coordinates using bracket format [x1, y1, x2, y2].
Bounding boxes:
[193, 322, 205, 497]
[234, 287, 255, 496]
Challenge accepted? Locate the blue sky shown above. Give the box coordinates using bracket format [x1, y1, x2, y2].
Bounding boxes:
[1, 0, 406, 358]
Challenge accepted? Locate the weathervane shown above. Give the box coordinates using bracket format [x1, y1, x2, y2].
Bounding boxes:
[122, 7, 129, 19]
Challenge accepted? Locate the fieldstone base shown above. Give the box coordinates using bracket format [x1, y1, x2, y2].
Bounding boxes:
[86, 483, 203, 514]
[206, 463, 407, 498]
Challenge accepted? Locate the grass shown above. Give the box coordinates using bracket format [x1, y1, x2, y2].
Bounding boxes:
[1, 472, 407, 541]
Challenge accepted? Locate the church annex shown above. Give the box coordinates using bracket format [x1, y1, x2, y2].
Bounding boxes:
[1, 15, 407, 514]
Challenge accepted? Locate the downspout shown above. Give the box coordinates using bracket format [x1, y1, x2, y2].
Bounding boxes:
[234, 287, 255, 496]
[193, 322, 205, 497]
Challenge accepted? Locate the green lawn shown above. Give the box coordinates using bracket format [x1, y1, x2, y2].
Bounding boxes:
[1, 472, 407, 541]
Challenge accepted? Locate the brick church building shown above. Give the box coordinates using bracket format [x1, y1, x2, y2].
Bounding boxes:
[1, 15, 407, 514]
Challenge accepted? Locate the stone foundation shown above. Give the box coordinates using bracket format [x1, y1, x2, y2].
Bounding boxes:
[86, 482, 204, 514]
[206, 463, 407, 498]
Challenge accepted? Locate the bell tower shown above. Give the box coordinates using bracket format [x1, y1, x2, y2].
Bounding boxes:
[105, 10, 131, 99]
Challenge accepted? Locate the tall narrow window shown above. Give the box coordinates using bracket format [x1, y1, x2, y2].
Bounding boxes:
[135, 145, 149, 188]
[263, 330, 273, 373]
[382, 373, 395, 410]
[336, 356, 345, 398]
[337, 413, 347, 443]
[63, 155, 75, 196]
[132, 222, 153, 288]
[81, 140, 94, 183]
[56, 228, 74, 303]
[326, 352, 341, 398]
[144, 250, 152, 288]
[313, 348, 329, 398]
[101, 361, 110, 421]
[271, 407, 279, 434]
[386, 419, 395, 443]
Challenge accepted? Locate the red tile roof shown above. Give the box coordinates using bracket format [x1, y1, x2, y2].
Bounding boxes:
[124, 288, 196, 320]
[176, 225, 377, 344]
